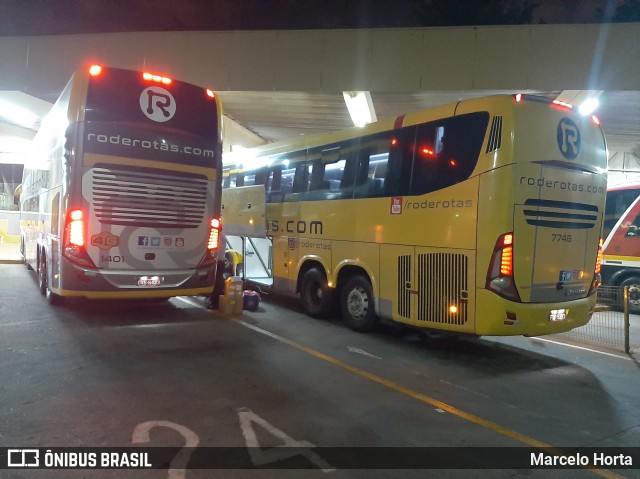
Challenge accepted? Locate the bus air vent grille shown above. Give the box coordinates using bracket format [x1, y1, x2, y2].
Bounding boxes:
[486, 116, 502, 153]
[417, 252, 468, 325]
[523, 199, 598, 229]
[397, 255, 411, 318]
[91, 167, 209, 228]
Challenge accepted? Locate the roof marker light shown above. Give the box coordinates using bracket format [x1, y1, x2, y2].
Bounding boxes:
[89, 65, 103, 76]
[514, 93, 523, 103]
[206, 89, 215, 98]
[143, 72, 173, 85]
[552, 99, 574, 110]
[591, 115, 601, 125]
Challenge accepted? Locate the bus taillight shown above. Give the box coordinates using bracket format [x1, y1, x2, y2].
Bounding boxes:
[486, 232, 521, 302]
[208, 218, 221, 251]
[589, 239, 604, 296]
[68, 209, 84, 247]
[63, 209, 95, 267]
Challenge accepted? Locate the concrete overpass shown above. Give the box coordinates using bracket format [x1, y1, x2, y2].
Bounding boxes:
[1, 23, 639, 175]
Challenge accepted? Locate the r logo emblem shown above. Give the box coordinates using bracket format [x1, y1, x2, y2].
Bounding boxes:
[557, 118, 581, 160]
[140, 86, 176, 122]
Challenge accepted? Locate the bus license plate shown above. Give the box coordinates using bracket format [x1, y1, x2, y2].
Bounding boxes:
[137, 276, 163, 286]
[549, 309, 568, 321]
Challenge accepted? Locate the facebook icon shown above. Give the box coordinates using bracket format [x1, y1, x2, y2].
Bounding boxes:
[138, 236, 149, 246]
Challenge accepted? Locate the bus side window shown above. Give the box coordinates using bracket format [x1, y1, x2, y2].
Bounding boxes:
[241, 170, 255, 186]
[412, 122, 439, 195]
[384, 126, 415, 197]
[338, 140, 359, 199]
[411, 113, 487, 195]
[355, 131, 394, 198]
[254, 167, 267, 186]
[265, 164, 281, 202]
[292, 163, 311, 194]
[626, 213, 640, 238]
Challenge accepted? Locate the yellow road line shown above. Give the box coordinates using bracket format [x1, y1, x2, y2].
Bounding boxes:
[232, 317, 625, 479]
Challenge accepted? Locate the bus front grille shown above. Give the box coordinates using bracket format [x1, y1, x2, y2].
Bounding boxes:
[522, 199, 599, 229]
[91, 166, 209, 228]
[417, 253, 468, 325]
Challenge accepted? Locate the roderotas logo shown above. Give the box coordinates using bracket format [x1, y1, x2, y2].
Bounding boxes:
[139, 86, 176, 122]
[557, 117, 581, 160]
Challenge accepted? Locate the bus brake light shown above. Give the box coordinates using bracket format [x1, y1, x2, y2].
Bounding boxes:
[487, 232, 520, 302]
[68, 209, 85, 247]
[552, 99, 574, 110]
[63, 209, 95, 268]
[589, 239, 604, 296]
[143, 72, 172, 85]
[208, 218, 221, 251]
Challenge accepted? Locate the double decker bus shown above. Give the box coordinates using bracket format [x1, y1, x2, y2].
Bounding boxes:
[19, 65, 223, 304]
[223, 94, 607, 336]
[602, 181, 640, 312]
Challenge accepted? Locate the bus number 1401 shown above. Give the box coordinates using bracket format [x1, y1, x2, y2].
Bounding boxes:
[101, 255, 125, 263]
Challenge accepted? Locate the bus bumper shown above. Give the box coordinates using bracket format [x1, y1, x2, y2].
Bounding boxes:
[51, 256, 217, 299]
[475, 289, 596, 337]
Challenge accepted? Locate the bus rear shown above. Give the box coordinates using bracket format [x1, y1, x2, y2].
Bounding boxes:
[54, 65, 223, 300]
[470, 95, 608, 335]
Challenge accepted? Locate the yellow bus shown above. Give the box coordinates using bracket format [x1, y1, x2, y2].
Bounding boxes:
[224, 94, 607, 336]
[19, 65, 223, 304]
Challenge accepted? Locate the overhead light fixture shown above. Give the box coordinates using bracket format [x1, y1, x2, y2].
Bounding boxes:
[0, 98, 39, 129]
[578, 97, 600, 116]
[343, 91, 377, 127]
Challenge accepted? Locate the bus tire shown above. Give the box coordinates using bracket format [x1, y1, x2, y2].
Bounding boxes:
[22, 239, 33, 271]
[340, 274, 378, 332]
[620, 276, 640, 314]
[38, 252, 47, 295]
[300, 267, 334, 318]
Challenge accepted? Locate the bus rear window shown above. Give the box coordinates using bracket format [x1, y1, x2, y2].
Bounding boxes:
[85, 67, 218, 139]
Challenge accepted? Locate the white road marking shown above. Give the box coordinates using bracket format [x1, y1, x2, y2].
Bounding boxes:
[529, 337, 633, 360]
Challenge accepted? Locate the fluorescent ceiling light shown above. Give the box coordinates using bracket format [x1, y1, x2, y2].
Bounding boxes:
[0, 98, 39, 129]
[343, 91, 376, 127]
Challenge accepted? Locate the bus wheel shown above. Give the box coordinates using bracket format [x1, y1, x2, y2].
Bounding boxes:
[38, 253, 47, 295]
[300, 267, 334, 318]
[340, 275, 378, 332]
[621, 276, 640, 314]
